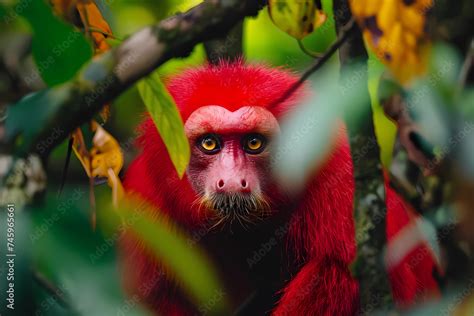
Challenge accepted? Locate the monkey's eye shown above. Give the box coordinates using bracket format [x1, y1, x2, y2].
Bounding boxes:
[198, 134, 221, 154]
[243, 134, 266, 154]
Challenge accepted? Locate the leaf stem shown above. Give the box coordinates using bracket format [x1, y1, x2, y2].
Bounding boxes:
[297, 39, 323, 58]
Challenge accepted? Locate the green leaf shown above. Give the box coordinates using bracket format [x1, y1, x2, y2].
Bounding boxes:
[30, 187, 149, 316]
[19, 0, 92, 86]
[268, 0, 327, 39]
[273, 64, 369, 192]
[0, 209, 35, 315]
[0, 4, 7, 19]
[113, 199, 230, 314]
[6, 87, 71, 155]
[137, 70, 190, 178]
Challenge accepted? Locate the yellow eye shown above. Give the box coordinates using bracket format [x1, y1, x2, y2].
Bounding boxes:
[244, 134, 266, 154]
[202, 138, 217, 151]
[199, 135, 221, 154]
[247, 138, 262, 151]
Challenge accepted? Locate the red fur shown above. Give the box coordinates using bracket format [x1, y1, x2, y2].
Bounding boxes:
[120, 61, 440, 315]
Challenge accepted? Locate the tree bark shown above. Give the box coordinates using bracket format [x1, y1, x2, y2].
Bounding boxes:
[333, 0, 394, 312]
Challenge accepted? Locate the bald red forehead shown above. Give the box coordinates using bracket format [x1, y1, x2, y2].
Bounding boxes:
[184, 105, 280, 140]
[165, 61, 305, 122]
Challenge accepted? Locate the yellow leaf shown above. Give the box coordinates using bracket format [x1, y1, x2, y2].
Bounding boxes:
[71, 121, 124, 210]
[71, 128, 91, 177]
[314, 10, 327, 29]
[107, 167, 124, 208]
[268, 0, 327, 39]
[52, 1, 120, 210]
[51, 0, 114, 54]
[378, 0, 398, 31]
[365, 0, 383, 16]
[349, 0, 433, 84]
[400, 6, 424, 36]
[76, 0, 113, 53]
[90, 121, 123, 179]
[90, 121, 124, 208]
[99, 103, 111, 122]
[404, 32, 417, 49]
[387, 22, 403, 64]
[50, 0, 77, 21]
[349, 0, 365, 16]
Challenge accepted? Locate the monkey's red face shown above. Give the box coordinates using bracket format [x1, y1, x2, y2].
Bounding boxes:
[185, 105, 280, 226]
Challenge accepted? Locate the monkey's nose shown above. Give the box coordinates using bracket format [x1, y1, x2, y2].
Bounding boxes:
[217, 179, 225, 189]
[216, 178, 250, 193]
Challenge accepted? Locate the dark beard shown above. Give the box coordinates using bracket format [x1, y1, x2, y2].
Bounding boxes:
[201, 192, 271, 230]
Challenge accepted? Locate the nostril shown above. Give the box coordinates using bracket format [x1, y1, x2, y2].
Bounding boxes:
[217, 180, 225, 189]
[241, 179, 247, 188]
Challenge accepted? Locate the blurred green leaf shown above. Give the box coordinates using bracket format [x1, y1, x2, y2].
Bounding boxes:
[245, 7, 335, 70]
[273, 63, 369, 192]
[427, 43, 462, 100]
[368, 51, 396, 167]
[408, 80, 449, 158]
[116, 199, 229, 314]
[0, 209, 35, 315]
[6, 88, 71, 154]
[385, 218, 440, 271]
[405, 43, 463, 156]
[406, 283, 474, 316]
[19, 0, 92, 86]
[137, 70, 190, 178]
[459, 89, 474, 177]
[31, 187, 148, 316]
[0, 4, 7, 19]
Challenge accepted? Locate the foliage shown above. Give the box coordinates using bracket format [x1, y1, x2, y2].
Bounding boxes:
[20, 0, 92, 86]
[1, 0, 474, 315]
[350, 0, 433, 84]
[274, 63, 368, 191]
[268, 0, 327, 39]
[114, 198, 230, 314]
[137, 70, 190, 178]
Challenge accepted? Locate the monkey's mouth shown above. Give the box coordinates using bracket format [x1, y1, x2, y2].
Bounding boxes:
[200, 193, 271, 229]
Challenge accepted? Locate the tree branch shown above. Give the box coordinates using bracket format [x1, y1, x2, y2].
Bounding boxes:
[5, 0, 265, 157]
[204, 21, 243, 64]
[333, 0, 394, 312]
[33, 270, 75, 312]
[458, 38, 474, 90]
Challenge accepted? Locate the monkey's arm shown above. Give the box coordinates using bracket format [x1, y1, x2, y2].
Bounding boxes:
[273, 145, 359, 315]
[118, 231, 196, 315]
[121, 157, 195, 315]
[271, 140, 439, 314]
[273, 257, 359, 316]
[273, 174, 440, 316]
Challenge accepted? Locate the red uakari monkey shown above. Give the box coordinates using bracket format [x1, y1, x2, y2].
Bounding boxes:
[119, 61, 441, 315]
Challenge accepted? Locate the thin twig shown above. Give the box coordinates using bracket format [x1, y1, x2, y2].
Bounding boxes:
[33, 270, 74, 311]
[85, 27, 123, 41]
[269, 18, 356, 109]
[458, 38, 474, 91]
[57, 136, 74, 197]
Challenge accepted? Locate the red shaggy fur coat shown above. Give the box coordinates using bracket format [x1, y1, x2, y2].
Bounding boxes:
[120, 62, 440, 315]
